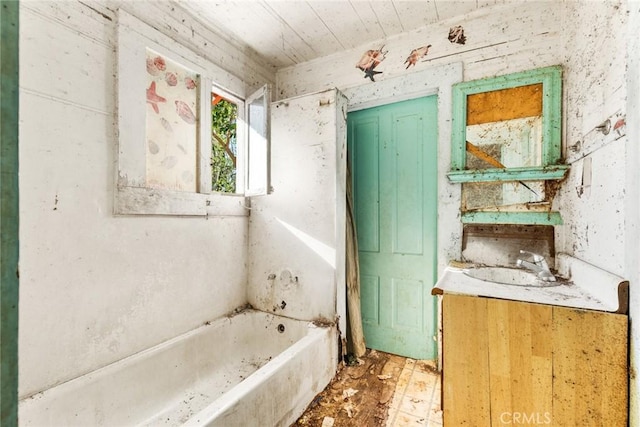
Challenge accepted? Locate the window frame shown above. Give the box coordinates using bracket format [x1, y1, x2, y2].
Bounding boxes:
[210, 86, 245, 195]
[244, 84, 271, 196]
[114, 9, 267, 217]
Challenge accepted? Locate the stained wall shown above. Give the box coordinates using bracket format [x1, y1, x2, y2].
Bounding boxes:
[276, 1, 563, 100]
[247, 89, 347, 331]
[276, 0, 638, 424]
[18, 0, 639, 423]
[18, 0, 274, 398]
[556, 1, 638, 423]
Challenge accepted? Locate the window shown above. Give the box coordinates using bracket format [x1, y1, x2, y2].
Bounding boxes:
[144, 48, 200, 193]
[245, 85, 270, 196]
[115, 10, 269, 216]
[211, 89, 239, 193]
[209, 84, 270, 196]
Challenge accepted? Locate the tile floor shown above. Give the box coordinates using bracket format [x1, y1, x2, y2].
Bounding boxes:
[386, 357, 443, 427]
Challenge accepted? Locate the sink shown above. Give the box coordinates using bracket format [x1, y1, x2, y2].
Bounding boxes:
[433, 255, 628, 313]
[463, 266, 559, 287]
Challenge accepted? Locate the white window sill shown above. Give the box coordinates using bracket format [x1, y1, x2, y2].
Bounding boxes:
[114, 186, 249, 217]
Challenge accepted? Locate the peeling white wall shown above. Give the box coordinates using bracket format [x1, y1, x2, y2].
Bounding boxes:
[18, 0, 274, 398]
[247, 89, 347, 328]
[554, 2, 636, 424]
[556, 0, 628, 273]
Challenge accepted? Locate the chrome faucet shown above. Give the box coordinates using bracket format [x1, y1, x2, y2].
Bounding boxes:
[516, 250, 556, 282]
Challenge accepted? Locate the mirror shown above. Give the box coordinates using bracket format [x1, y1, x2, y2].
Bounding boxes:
[466, 83, 542, 170]
[448, 66, 567, 184]
[448, 66, 568, 225]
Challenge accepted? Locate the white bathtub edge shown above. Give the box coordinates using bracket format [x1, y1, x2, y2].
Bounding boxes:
[184, 324, 338, 427]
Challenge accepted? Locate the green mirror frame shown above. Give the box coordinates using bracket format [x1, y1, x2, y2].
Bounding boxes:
[447, 65, 569, 184]
[448, 66, 568, 225]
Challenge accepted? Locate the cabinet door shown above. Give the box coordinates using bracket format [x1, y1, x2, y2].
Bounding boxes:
[487, 299, 553, 425]
[443, 295, 628, 427]
[552, 307, 628, 426]
[443, 295, 491, 426]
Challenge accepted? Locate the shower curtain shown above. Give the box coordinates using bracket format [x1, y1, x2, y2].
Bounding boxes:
[346, 160, 366, 357]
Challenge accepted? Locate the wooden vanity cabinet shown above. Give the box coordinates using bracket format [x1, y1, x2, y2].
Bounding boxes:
[442, 294, 628, 426]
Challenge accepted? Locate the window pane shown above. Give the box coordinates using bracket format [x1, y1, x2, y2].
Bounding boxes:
[145, 48, 198, 192]
[211, 91, 238, 193]
[246, 85, 270, 195]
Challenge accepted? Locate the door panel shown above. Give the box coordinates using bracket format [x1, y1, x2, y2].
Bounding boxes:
[394, 113, 424, 255]
[348, 96, 438, 359]
[360, 275, 380, 324]
[353, 118, 380, 253]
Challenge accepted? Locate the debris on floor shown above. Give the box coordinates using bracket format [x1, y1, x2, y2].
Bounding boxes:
[321, 416, 335, 427]
[294, 350, 404, 427]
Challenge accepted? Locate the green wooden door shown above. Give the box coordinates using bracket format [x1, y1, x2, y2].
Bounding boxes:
[348, 96, 438, 360]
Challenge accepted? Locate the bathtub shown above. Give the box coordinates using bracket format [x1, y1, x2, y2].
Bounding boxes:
[19, 309, 338, 426]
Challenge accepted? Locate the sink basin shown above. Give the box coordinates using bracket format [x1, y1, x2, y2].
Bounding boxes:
[433, 255, 628, 313]
[463, 266, 558, 286]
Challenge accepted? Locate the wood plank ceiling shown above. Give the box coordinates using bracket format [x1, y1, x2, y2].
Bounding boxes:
[179, 1, 498, 70]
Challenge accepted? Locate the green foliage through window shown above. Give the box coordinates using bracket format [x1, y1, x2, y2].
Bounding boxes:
[211, 93, 237, 193]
